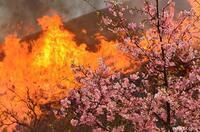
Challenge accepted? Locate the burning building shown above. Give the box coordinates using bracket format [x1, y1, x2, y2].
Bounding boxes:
[0, 0, 196, 131]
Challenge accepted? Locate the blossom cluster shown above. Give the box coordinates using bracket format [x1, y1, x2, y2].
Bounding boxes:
[60, 0, 200, 131]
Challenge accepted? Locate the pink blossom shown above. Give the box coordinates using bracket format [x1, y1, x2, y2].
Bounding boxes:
[70, 119, 78, 126]
[107, 115, 114, 122]
[59, 1, 200, 131]
[130, 74, 139, 80]
[128, 22, 137, 30]
[112, 126, 124, 132]
[102, 16, 112, 25]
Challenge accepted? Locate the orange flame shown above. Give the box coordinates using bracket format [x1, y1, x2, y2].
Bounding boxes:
[0, 15, 135, 120]
[188, 0, 200, 14]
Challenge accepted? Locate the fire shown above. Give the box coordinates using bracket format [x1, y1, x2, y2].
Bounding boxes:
[188, 0, 200, 15]
[0, 2, 198, 130]
[187, 0, 200, 47]
[0, 14, 135, 119]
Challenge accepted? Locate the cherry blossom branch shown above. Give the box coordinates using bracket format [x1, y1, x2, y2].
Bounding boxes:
[155, 1, 172, 132]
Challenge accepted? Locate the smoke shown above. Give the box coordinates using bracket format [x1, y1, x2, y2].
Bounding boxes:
[0, 0, 190, 41]
[0, 0, 48, 40]
[0, 0, 105, 41]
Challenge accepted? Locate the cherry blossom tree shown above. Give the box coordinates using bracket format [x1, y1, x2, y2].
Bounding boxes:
[60, 0, 200, 131]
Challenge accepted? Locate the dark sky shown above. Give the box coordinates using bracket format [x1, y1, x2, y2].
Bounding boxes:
[0, 0, 190, 41]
